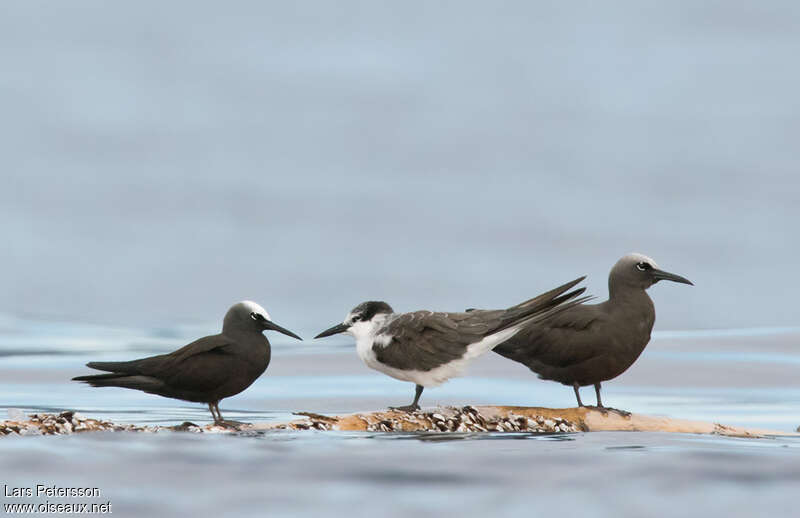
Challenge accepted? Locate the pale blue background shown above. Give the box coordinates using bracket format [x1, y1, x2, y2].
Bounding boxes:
[2, 2, 797, 334]
[2, 4, 800, 518]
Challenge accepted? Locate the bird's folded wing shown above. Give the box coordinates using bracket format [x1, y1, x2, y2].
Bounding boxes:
[373, 311, 498, 371]
[159, 334, 234, 366]
[138, 335, 240, 391]
[84, 334, 234, 376]
[493, 307, 601, 369]
[160, 347, 246, 393]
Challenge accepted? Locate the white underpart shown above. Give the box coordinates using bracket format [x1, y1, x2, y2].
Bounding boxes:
[349, 314, 528, 388]
[240, 300, 271, 321]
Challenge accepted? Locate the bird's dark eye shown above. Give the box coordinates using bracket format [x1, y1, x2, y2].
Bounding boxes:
[251, 312, 266, 321]
[351, 315, 362, 323]
[636, 262, 652, 271]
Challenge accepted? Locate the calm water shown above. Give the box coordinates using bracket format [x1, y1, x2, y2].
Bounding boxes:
[2, 316, 800, 517]
[2, 1, 800, 517]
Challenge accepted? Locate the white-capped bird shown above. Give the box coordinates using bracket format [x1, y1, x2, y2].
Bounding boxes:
[73, 301, 301, 427]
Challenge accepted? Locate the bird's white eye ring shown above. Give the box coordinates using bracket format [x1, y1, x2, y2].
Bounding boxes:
[636, 262, 651, 271]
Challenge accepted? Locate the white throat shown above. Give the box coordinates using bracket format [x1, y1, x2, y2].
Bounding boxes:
[346, 315, 387, 342]
[347, 314, 390, 363]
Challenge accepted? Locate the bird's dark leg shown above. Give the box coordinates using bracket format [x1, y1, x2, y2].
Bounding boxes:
[594, 383, 603, 408]
[211, 402, 246, 429]
[593, 383, 631, 418]
[573, 382, 584, 407]
[207, 402, 219, 422]
[390, 384, 424, 412]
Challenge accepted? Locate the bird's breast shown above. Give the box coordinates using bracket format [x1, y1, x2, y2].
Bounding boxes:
[355, 336, 380, 368]
[238, 342, 271, 370]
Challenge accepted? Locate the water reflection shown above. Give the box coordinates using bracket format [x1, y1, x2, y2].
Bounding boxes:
[365, 431, 578, 443]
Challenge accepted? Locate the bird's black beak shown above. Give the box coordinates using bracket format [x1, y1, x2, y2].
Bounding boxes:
[251, 313, 302, 340]
[314, 322, 349, 339]
[651, 268, 694, 286]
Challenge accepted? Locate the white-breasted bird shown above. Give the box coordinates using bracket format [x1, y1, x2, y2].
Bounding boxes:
[314, 278, 589, 411]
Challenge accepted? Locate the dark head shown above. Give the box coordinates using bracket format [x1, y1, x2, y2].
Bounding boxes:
[223, 300, 302, 340]
[609, 253, 693, 296]
[314, 301, 394, 340]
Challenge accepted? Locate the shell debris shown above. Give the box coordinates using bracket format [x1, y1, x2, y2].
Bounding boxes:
[358, 406, 578, 434]
[0, 411, 143, 436]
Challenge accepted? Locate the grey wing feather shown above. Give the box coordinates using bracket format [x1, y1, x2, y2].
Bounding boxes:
[373, 311, 492, 371]
[372, 276, 591, 373]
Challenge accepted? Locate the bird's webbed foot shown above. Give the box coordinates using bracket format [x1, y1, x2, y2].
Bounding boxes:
[389, 385, 424, 413]
[213, 419, 248, 430]
[389, 404, 420, 413]
[593, 405, 631, 418]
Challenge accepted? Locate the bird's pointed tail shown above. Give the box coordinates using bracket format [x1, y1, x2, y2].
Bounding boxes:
[458, 277, 592, 360]
[495, 276, 592, 334]
[72, 371, 165, 393]
[72, 360, 163, 392]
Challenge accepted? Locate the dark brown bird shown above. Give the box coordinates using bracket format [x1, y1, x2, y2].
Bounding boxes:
[72, 301, 301, 427]
[491, 253, 693, 411]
